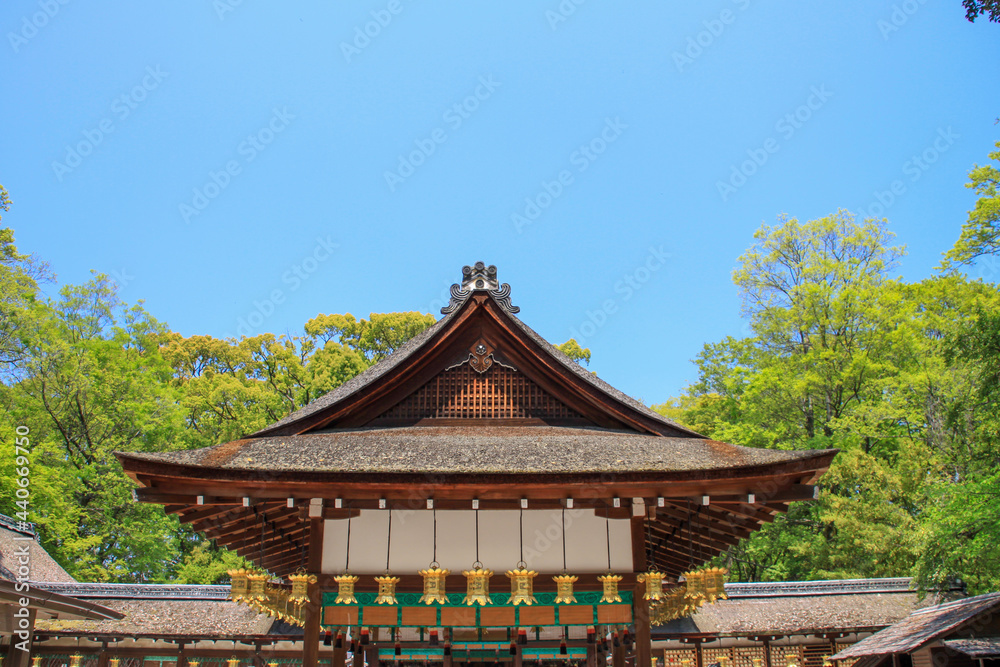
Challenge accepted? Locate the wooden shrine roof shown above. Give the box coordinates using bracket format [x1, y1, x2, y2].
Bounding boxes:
[115, 263, 838, 579]
[121, 425, 835, 477]
[832, 592, 1000, 659]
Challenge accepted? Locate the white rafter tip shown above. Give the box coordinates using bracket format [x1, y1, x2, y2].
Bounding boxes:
[472, 499, 479, 509]
[612, 497, 621, 508]
[520, 498, 528, 509]
[701, 495, 710, 505]
[196, 495, 205, 506]
[378, 498, 387, 509]
[565, 498, 574, 509]
[426, 499, 434, 509]
[334, 498, 343, 508]
[657, 497, 665, 507]
[242, 497, 250, 507]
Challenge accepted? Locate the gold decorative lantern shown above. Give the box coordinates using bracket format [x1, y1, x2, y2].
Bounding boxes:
[227, 658, 241, 667]
[719, 657, 731, 667]
[69, 656, 82, 667]
[229, 568, 250, 602]
[462, 563, 493, 606]
[785, 654, 800, 667]
[375, 574, 400, 604]
[419, 564, 450, 604]
[245, 572, 268, 609]
[638, 570, 667, 601]
[289, 572, 316, 606]
[703, 567, 728, 603]
[753, 660, 763, 667]
[598, 573, 623, 603]
[187, 661, 198, 667]
[31, 658, 43, 667]
[552, 573, 578, 604]
[333, 573, 360, 604]
[506, 564, 538, 606]
[681, 570, 706, 612]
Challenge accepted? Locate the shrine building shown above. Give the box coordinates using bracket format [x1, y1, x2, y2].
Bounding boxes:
[115, 263, 838, 667]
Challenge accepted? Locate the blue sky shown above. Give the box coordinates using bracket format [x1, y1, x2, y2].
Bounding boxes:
[2, 1, 998, 404]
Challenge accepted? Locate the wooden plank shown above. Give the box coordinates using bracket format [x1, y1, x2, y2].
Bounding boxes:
[518, 606, 555, 626]
[361, 606, 398, 626]
[400, 607, 437, 626]
[597, 606, 632, 624]
[480, 607, 516, 627]
[440, 607, 477, 627]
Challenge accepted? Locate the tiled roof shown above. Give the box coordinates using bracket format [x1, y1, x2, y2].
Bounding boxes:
[832, 592, 1000, 659]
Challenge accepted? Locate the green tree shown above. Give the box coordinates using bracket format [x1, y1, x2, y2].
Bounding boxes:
[556, 338, 591, 365]
[962, 0, 1000, 21]
[305, 312, 436, 362]
[943, 141, 1000, 268]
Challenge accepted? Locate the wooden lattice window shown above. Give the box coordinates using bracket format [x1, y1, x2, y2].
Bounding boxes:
[372, 363, 584, 423]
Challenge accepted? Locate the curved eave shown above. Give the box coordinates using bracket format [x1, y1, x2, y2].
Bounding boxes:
[116, 448, 837, 491]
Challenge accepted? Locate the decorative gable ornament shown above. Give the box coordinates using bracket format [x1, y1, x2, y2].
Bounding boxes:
[441, 262, 520, 314]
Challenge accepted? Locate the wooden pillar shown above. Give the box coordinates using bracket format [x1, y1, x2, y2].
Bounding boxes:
[303, 514, 325, 667]
[762, 639, 773, 667]
[352, 639, 365, 667]
[511, 646, 521, 667]
[613, 638, 626, 667]
[632, 505, 652, 667]
[97, 642, 110, 667]
[3, 608, 35, 667]
[693, 640, 704, 667]
[331, 627, 347, 667]
[444, 629, 454, 667]
[587, 644, 598, 667]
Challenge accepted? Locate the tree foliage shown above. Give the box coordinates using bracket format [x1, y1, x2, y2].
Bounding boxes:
[962, 0, 1000, 21]
[655, 207, 1000, 593]
[943, 141, 1000, 268]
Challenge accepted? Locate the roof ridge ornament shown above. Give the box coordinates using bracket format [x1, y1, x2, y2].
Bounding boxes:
[441, 261, 520, 314]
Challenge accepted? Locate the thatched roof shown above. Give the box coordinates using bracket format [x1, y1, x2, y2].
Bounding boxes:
[31, 583, 281, 639]
[0, 516, 75, 584]
[832, 592, 1000, 659]
[122, 425, 834, 476]
[653, 579, 940, 638]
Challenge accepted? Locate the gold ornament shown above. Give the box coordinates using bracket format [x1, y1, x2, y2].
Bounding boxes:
[334, 573, 360, 604]
[375, 574, 400, 604]
[227, 658, 241, 667]
[785, 654, 800, 667]
[598, 573, 623, 603]
[31, 658, 43, 667]
[552, 573, 578, 604]
[419, 564, 450, 604]
[638, 570, 667, 601]
[703, 567, 728, 602]
[69, 656, 82, 667]
[229, 569, 250, 602]
[246, 572, 268, 609]
[681, 571, 706, 612]
[506, 564, 538, 606]
[462, 562, 493, 606]
[288, 572, 316, 606]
